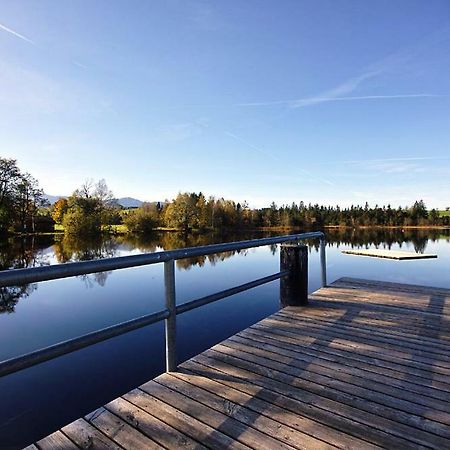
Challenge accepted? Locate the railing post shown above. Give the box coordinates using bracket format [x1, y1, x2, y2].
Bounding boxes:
[164, 259, 177, 372]
[280, 244, 308, 307]
[320, 237, 327, 287]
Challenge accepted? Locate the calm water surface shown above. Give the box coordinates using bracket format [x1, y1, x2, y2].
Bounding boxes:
[0, 228, 449, 447]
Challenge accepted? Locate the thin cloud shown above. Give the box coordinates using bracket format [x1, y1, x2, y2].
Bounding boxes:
[237, 93, 444, 108]
[291, 70, 380, 108]
[238, 28, 450, 110]
[224, 131, 335, 186]
[235, 69, 380, 108]
[224, 131, 278, 161]
[73, 61, 88, 69]
[341, 156, 450, 164]
[297, 168, 335, 186]
[0, 22, 35, 45]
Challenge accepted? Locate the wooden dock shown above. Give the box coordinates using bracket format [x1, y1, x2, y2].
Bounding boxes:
[29, 277, 450, 449]
[342, 249, 437, 260]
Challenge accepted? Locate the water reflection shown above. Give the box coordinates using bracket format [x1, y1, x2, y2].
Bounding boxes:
[0, 235, 52, 271]
[324, 227, 449, 253]
[117, 231, 252, 269]
[0, 236, 52, 313]
[53, 234, 119, 263]
[0, 284, 37, 314]
[0, 227, 449, 313]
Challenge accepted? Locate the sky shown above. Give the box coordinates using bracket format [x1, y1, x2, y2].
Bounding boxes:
[1, 0, 450, 208]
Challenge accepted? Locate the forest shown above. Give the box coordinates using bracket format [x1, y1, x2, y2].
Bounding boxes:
[1, 157, 449, 236]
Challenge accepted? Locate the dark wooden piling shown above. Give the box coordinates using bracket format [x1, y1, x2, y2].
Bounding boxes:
[280, 243, 308, 307]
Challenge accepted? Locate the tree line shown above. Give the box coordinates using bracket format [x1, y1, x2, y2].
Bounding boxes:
[0, 158, 48, 234]
[1, 157, 449, 236]
[56, 190, 449, 234]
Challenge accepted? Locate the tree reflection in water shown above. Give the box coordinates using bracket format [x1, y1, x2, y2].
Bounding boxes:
[0, 235, 51, 314]
[0, 227, 448, 313]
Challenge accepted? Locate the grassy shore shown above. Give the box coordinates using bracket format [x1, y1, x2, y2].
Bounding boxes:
[8, 223, 450, 238]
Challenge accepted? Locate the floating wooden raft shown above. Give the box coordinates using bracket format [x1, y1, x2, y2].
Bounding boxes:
[342, 249, 437, 260]
[29, 277, 450, 450]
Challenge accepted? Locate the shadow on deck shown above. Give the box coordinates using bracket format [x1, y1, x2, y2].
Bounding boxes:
[29, 278, 450, 450]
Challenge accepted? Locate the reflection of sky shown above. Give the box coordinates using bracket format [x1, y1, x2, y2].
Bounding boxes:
[1, 237, 450, 446]
[324, 240, 450, 291]
[2, 238, 450, 361]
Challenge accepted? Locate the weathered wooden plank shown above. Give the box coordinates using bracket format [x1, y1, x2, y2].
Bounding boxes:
[252, 321, 450, 387]
[279, 305, 450, 344]
[341, 249, 437, 260]
[283, 302, 450, 335]
[174, 367, 379, 450]
[239, 327, 450, 402]
[316, 285, 450, 314]
[104, 396, 203, 449]
[169, 370, 339, 450]
[207, 347, 450, 448]
[153, 375, 298, 450]
[222, 337, 450, 423]
[275, 310, 450, 358]
[32, 277, 450, 449]
[316, 286, 450, 304]
[254, 317, 450, 372]
[308, 293, 450, 320]
[62, 418, 122, 450]
[164, 372, 333, 449]
[85, 407, 162, 449]
[189, 353, 419, 449]
[180, 359, 382, 450]
[139, 379, 292, 450]
[307, 299, 450, 335]
[35, 430, 79, 450]
[123, 388, 251, 450]
[317, 277, 450, 299]
[336, 277, 450, 295]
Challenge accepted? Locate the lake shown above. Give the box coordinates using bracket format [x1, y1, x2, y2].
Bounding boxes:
[0, 228, 449, 448]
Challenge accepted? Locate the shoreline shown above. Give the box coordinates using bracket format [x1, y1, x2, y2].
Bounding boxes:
[4, 224, 450, 239]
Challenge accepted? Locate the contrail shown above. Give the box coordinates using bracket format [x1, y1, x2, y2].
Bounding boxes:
[237, 93, 444, 108]
[0, 22, 35, 45]
[224, 131, 279, 161]
[341, 156, 450, 164]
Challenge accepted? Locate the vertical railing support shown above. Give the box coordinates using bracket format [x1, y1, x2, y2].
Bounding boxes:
[280, 244, 308, 307]
[164, 259, 177, 372]
[320, 237, 327, 287]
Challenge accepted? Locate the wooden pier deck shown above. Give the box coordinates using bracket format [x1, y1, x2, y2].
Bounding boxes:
[342, 249, 437, 260]
[29, 277, 450, 449]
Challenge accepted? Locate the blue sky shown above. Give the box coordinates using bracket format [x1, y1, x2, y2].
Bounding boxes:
[1, 0, 450, 208]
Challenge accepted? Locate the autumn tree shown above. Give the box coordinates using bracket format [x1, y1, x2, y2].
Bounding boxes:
[52, 198, 69, 224]
[164, 193, 200, 230]
[0, 158, 48, 233]
[63, 179, 114, 235]
[14, 174, 47, 232]
[124, 203, 159, 233]
[0, 158, 21, 233]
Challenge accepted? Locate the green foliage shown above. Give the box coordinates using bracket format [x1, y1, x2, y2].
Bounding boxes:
[1, 159, 447, 236]
[63, 179, 113, 235]
[123, 203, 159, 233]
[164, 193, 200, 230]
[63, 208, 102, 235]
[0, 157, 48, 233]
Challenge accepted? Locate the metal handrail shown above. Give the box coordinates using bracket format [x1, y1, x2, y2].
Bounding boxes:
[0, 232, 324, 287]
[0, 231, 326, 377]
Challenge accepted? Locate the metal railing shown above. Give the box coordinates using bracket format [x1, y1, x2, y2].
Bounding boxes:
[0, 232, 326, 376]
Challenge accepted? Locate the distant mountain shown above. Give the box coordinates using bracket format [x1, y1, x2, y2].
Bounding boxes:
[116, 197, 143, 208]
[44, 194, 66, 205]
[45, 194, 146, 208]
